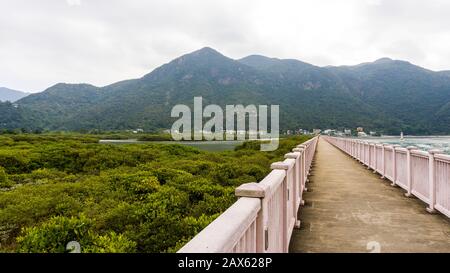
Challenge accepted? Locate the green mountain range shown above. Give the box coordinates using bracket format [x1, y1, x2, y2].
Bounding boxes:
[1, 47, 450, 134]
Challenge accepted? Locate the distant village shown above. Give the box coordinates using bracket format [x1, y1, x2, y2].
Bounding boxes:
[283, 127, 380, 137]
[130, 127, 379, 137]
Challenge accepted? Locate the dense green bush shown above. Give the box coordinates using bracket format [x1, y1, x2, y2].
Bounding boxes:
[0, 133, 311, 253]
[17, 215, 136, 253]
[0, 166, 11, 188]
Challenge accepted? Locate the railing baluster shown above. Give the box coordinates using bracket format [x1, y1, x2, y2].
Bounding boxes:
[381, 144, 386, 179]
[391, 145, 400, 186]
[405, 146, 416, 197]
[427, 149, 443, 213]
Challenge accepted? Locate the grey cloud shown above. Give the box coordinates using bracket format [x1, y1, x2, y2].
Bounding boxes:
[1, 0, 449, 92]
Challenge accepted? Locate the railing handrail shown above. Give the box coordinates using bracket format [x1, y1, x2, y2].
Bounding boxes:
[258, 169, 287, 198]
[435, 153, 450, 162]
[178, 136, 319, 253]
[178, 197, 260, 253]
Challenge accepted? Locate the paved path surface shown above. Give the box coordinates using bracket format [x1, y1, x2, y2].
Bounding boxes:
[289, 138, 450, 253]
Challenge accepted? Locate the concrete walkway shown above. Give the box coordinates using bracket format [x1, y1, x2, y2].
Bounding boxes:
[289, 138, 450, 253]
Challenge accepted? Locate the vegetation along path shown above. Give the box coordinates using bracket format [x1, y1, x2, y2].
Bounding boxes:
[289, 138, 450, 253]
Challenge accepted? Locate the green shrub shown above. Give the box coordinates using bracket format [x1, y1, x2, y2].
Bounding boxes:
[0, 166, 12, 188]
[16, 215, 135, 253]
[107, 171, 160, 196]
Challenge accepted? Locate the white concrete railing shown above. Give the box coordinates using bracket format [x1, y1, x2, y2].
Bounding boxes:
[178, 136, 319, 253]
[323, 136, 450, 219]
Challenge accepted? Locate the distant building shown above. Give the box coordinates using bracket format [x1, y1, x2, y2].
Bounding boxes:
[323, 129, 336, 135]
[344, 129, 351, 135]
[296, 129, 310, 135]
[357, 132, 368, 137]
[357, 127, 364, 132]
[313, 129, 322, 135]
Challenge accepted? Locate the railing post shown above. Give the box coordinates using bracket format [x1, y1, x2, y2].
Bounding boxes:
[356, 141, 359, 159]
[285, 151, 301, 228]
[293, 147, 306, 197]
[380, 144, 386, 179]
[373, 144, 378, 174]
[361, 141, 364, 162]
[359, 140, 364, 164]
[348, 140, 354, 156]
[426, 149, 443, 213]
[361, 142, 366, 165]
[297, 144, 308, 186]
[235, 183, 266, 252]
[270, 162, 290, 253]
[391, 145, 400, 187]
[365, 142, 369, 165]
[351, 140, 354, 158]
[367, 142, 371, 169]
[405, 146, 416, 197]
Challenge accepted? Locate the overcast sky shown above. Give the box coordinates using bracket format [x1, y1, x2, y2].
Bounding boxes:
[1, 0, 450, 93]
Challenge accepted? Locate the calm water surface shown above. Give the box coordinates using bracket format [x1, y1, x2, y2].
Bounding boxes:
[99, 139, 243, 152]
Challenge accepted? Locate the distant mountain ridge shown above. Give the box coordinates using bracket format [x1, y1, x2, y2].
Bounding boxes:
[0, 87, 29, 102]
[1, 47, 450, 134]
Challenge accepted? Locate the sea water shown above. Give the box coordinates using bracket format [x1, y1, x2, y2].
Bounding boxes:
[358, 136, 450, 155]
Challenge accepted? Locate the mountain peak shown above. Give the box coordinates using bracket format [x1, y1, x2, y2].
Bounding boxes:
[166, 46, 231, 65]
[143, 46, 238, 80]
[374, 57, 394, 63]
[49, 83, 97, 88]
[240, 54, 274, 61]
[238, 55, 278, 66]
[187, 47, 226, 58]
[195, 46, 219, 53]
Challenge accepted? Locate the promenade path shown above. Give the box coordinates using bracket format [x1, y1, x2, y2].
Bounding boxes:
[289, 138, 450, 253]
